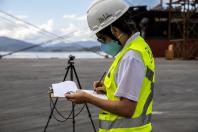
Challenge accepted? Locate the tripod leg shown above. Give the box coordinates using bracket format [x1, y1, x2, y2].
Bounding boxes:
[72, 66, 82, 89]
[43, 98, 58, 132]
[72, 103, 75, 132]
[70, 66, 76, 132]
[85, 104, 97, 132]
[64, 65, 70, 81]
[72, 67, 96, 132]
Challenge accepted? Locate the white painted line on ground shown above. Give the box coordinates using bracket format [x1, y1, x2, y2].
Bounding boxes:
[153, 111, 164, 115]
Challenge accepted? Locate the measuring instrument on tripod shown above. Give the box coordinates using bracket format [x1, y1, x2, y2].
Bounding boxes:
[43, 55, 96, 132]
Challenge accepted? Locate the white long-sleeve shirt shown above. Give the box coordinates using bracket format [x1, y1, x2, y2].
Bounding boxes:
[114, 32, 145, 102]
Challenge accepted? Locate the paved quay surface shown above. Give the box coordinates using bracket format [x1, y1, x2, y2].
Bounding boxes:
[0, 58, 198, 132]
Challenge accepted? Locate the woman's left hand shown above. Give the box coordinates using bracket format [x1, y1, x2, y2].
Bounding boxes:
[65, 90, 89, 104]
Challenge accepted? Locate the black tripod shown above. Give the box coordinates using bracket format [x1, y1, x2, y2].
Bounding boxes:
[44, 55, 96, 132]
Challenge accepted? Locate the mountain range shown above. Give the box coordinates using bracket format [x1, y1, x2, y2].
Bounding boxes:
[0, 36, 101, 52]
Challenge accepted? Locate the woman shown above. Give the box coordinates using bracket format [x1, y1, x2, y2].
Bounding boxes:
[65, 0, 155, 131]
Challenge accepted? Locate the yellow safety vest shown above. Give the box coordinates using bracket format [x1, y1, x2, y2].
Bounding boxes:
[99, 36, 155, 132]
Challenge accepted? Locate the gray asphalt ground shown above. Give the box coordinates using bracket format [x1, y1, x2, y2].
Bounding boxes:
[0, 58, 198, 132]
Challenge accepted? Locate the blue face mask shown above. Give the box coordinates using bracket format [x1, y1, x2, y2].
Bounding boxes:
[100, 40, 122, 57]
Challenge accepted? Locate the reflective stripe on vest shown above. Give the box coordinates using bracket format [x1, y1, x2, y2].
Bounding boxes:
[142, 83, 154, 115]
[143, 67, 154, 115]
[99, 114, 152, 130]
[146, 66, 154, 81]
[99, 67, 154, 130]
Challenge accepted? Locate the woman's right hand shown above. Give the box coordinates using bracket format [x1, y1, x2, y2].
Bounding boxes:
[93, 81, 106, 94]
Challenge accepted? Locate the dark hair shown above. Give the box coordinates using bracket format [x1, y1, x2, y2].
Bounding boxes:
[98, 26, 117, 40]
[97, 26, 122, 45]
[111, 7, 137, 36]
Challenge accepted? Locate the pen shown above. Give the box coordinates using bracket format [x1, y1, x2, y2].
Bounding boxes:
[95, 72, 107, 93]
[98, 71, 107, 83]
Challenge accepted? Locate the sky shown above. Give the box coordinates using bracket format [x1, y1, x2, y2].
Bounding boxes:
[0, 0, 162, 43]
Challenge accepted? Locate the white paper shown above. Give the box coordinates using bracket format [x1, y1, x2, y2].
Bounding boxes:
[52, 81, 78, 97]
[51, 81, 107, 100]
[81, 90, 108, 100]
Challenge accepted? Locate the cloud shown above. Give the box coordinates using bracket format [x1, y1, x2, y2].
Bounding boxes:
[61, 13, 94, 41]
[0, 16, 55, 43]
[17, 15, 28, 19]
[78, 15, 86, 21]
[63, 14, 77, 19]
[60, 23, 93, 42]
[40, 19, 54, 32]
[63, 14, 86, 21]
[0, 12, 93, 43]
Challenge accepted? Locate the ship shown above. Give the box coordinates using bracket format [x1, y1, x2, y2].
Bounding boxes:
[130, 0, 198, 58]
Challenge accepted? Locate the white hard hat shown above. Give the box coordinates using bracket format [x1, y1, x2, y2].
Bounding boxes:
[87, 0, 133, 34]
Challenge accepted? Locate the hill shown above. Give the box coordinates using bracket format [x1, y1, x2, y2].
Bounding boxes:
[0, 36, 100, 52]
